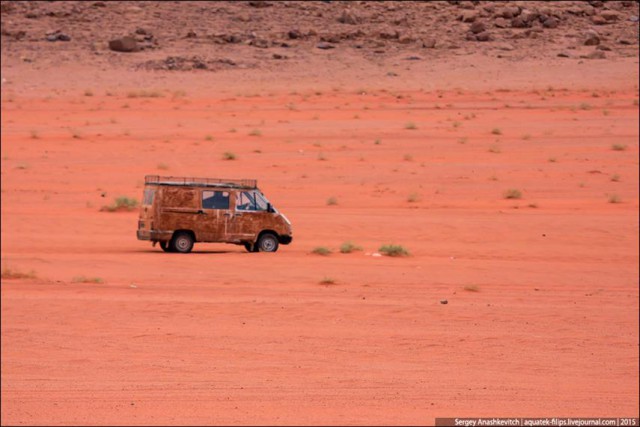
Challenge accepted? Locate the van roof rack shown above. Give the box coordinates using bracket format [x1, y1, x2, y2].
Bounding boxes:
[145, 175, 257, 189]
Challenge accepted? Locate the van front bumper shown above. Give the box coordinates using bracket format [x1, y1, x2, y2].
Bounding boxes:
[137, 230, 173, 241]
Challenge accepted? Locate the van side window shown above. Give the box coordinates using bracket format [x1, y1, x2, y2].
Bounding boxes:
[236, 191, 268, 211]
[143, 189, 155, 205]
[202, 191, 230, 210]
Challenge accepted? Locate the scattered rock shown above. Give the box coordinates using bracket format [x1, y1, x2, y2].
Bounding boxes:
[2, 29, 27, 40]
[519, 9, 539, 25]
[543, 17, 559, 28]
[379, 30, 399, 40]
[475, 31, 491, 42]
[137, 56, 238, 71]
[596, 44, 611, 51]
[582, 50, 606, 59]
[422, 38, 437, 48]
[109, 36, 138, 52]
[316, 42, 335, 50]
[288, 29, 302, 39]
[557, 51, 571, 58]
[495, 42, 515, 51]
[247, 1, 270, 7]
[45, 31, 71, 42]
[494, 17, 509, 28]
[393, 16, 409, 26]
[405, 55, 421, 60]
[440, 299, 448, 305]
[583, 30, 600, 46]
[600, 10, 620, 21]
[591, 15, 608, 25]
[272, 53, 287, 60]
[186, 30, 197, 38]
[617, 37, 635, 45]
[338, 9, 362, 25]
[511, 16, 529, 28]
[499, 6, 521, 19]
[250, 38, 269, 48]
[470, 21, 485, 34]
[458, 10, 478, 22]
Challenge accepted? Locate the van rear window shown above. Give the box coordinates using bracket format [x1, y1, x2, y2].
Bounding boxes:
[143, 189, 155, 205]
[202, 191, 230, 210]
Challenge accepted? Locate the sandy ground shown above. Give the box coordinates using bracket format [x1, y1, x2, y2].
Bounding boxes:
[1, 53, 639, 425]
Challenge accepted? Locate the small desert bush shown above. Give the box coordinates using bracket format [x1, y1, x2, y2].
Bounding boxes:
[463, 285, 480, 292]
[407, 192, 420, 203]
[610, 174, 620, 182]
[312, 246, 332, 256]
[223, 152, 237, 160]
[101, 196, 138, 212]
[127, 90, 164, 98]
[84, 89, 94, 97]
[611, 144, 627, 151]
[608, 194, 621, 204]
[405, 122, 417, 130]
[340, 241, 363, 254]
[491, 128, 502, 135]
[403, 153, 414, 161]
[2, 268, 37, 280]
[378, 244, 409, 257]
[579, 102, 591, 110]
[30, 130, 40, 139]
[503, 189, 522, 199]
[249, 129, 262, 137]
[205, 134, 214, 141]
[72, 276, 104, 284]
[319, 277, 336, 285]
[488, 145, 501, 153]
[157, 163, 169, 170]
[326, 197, 338, 206]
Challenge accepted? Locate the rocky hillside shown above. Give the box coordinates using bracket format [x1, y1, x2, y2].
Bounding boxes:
[1, 0, 638, 72]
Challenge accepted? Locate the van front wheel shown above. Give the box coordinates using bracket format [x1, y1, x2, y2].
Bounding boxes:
[171, 232, 194, 254]
[257, 233, 279, 252]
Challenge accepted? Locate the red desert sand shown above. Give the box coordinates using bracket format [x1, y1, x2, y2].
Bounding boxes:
[1, 1, 639, 425]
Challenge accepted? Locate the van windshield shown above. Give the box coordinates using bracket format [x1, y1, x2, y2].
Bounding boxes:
[236, 190, 270, 211]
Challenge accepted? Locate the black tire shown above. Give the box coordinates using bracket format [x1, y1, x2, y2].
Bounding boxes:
[243, 242, 255, 253]
[256, 233, 279, 252]
[159, 241, 173, 252]
[171, 232, 194, 254]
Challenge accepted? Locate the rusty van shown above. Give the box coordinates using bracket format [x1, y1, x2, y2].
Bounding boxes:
[136, 175, 292, 253]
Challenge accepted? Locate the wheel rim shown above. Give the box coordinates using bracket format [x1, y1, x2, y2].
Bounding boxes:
[176, 236, 190, 251]
[261, 237, 276, 252]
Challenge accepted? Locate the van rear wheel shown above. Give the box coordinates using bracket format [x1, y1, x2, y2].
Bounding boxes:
[171, 232, 194, 254]
[257, 233, 279, 252]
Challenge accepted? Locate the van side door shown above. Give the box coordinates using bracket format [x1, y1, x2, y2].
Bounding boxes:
[200, 189, 231, 242]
